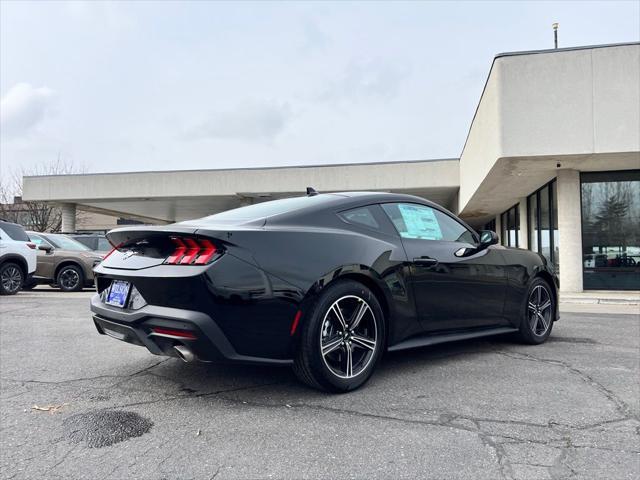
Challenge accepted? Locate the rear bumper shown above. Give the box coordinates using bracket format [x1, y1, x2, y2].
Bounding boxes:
[90, 294, 293, 366]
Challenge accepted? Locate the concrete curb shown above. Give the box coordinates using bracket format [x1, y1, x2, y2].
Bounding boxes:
[560, 297, 640, 306]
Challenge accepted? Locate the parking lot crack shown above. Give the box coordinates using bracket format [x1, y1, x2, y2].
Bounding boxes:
[1, 374, 124, 386]
[105, 380, 287, 410]
[1, 359, 173, 390]
[494, 350, 638, 422]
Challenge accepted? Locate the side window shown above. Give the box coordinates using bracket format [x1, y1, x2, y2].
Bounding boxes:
[338, 206, 380, 230]
[98, 238, 111, 251]
[381, 203, 443, 240]
[432, 209, 476, 244]
[29, 234, 50, 247]
[381, 203, 475, 243]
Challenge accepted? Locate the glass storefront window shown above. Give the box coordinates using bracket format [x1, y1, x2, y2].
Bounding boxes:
[539, 185, 551, 264]
[551, 181, 559, 276]
[581, 170, 640, 290]
[527, 179, 558, 270]
[528, 195, 538, 253]
[500, 204, 519, 247]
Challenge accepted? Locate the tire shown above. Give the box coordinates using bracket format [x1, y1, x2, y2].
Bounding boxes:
[294, 279, 386, 392]
[517, 277, 555, 345]
[56, 265, 84, 292]
[0, 262, 24, 295]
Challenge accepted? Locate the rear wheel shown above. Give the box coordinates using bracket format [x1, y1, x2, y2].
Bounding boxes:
[517, 278, 555, 344]
[0, 262, 24, 295]
[294, 280, 385, 392]
[57, 265, 84, 292]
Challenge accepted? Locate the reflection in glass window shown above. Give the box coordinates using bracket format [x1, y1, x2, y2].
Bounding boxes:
[339, 206, 380, 230]
[528, 195, 538, 253]
[527, 179, 558, 270]
[98, 238, 112, 251]
[28, 234, 50, 247]
[500, 204, 520, 247]
[44, 234, 91, 251]
[581, 170, 640, 290]
[551, 181, 559, 272]
[382, 203, 475, 243]
[382, 203, 443, 240]
[539, 185, 551, 263]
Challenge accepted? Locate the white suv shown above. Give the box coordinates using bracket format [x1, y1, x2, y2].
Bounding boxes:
[0, 220, 37, 295]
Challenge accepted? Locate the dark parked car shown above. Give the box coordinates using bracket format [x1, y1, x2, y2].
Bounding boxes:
[26, 232, 104, 292]
[70, 233, 111, 253]
[90, 192, 558, 392]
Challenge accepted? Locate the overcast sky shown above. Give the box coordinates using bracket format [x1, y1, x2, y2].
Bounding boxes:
[1, 0, 639, 180]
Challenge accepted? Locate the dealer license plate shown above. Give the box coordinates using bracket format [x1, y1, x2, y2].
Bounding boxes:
[106, 280, 131, 308]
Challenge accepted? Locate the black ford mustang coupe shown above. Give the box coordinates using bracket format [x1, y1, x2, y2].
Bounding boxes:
[91, 192, 558, 392]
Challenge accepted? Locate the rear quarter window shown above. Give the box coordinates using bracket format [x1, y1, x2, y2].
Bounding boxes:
[0, 222, 30, 241]
[338, 206, 380, 230]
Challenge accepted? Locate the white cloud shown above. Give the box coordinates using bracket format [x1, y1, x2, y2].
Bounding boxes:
[184, 101, 292, 142]
[0, 83, 55, 139]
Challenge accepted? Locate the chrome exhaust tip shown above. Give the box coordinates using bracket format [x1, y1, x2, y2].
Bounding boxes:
[173, 345, 196, 363]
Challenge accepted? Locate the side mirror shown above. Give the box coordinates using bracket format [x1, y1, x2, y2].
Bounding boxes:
[479, 230, 499, 247]
[38, 245, 53, 253]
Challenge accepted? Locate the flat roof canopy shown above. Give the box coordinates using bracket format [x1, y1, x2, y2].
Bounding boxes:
[23, 159, 460, 223]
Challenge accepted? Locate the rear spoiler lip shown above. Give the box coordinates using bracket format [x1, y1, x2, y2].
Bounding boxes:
[105, 223, 266, 248]
[106, 226, 200, 248]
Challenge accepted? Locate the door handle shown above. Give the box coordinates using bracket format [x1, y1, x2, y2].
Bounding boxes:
[413, 256, 438, 266]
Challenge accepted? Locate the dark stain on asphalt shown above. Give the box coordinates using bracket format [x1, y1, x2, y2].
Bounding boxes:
[548, 336, 598, 345]
[63, 410, 152, 448]
[89, 394, 111, 402]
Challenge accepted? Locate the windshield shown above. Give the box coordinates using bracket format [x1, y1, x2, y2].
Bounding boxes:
[194, 195, 338, 223]
[45, 234, 91, 251]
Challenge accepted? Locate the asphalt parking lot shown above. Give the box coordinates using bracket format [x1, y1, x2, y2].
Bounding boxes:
[1, 289, 638, 480]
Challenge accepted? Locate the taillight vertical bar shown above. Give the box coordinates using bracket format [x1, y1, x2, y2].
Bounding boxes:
[165, 237, 187, 264]
[193, 239, 217, 264]
[179, 238, 201, 264]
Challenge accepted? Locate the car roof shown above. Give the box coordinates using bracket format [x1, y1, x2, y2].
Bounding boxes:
[261, 191, 443, 220]
[326, 191, 441, 209]
[280, 191, 476, 235]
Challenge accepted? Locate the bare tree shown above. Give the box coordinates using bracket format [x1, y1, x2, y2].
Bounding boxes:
[0, 157, 86, 232]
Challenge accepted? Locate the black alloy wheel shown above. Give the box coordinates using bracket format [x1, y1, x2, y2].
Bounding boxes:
[294, 280, 385, 392]
[518, 278, 555, 344]
[57, 265, 84, 292]
[0, 263, 24, 295]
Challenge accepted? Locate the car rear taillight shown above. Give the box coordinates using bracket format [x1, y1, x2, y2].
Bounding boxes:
[164, 237, 218, 265]
[26, 243, 36, 249]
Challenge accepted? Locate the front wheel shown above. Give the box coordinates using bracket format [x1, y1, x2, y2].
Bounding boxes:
[57, 265, 84, 292]
[517, 278, 555, 345]
[0, 263, 24, 295]
[294, 280, 386, 392]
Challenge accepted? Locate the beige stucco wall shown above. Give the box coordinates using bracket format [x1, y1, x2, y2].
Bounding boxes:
[24, 160, 459, 203]
[459, 43, 640, 218]
[23, 160, 460, 222]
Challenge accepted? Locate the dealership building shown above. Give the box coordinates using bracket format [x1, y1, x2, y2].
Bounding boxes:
[23, 42, 640, 293]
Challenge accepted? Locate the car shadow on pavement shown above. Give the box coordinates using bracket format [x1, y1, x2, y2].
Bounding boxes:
[133, 333, 518, 401]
